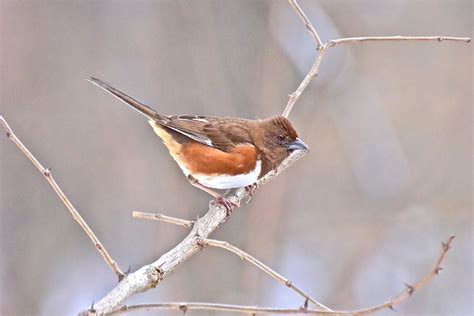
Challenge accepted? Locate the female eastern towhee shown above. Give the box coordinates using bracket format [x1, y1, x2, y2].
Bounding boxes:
[88, 77, 308, 210]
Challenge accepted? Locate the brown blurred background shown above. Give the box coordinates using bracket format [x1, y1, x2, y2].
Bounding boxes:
[1, 0, 472, 315]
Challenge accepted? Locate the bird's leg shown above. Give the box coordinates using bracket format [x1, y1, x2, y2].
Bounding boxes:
[244, 183, 258, 203]
[187, 175, 238, 214]
[187, 175, 222, 198]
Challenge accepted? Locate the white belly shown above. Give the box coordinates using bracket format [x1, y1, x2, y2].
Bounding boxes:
[186, 160, 261, 189]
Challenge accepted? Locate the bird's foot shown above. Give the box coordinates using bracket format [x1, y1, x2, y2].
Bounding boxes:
[214, 196, 239, 216]
[245, 183, 258, 203]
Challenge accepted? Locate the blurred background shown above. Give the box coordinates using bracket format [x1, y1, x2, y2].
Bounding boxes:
[1, 0, 472, 315]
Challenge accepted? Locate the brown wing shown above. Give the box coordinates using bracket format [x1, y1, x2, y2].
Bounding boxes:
[159, 115, 253, 152]
[87, 78, 254, 151]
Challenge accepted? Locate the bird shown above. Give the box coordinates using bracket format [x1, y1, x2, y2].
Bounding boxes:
[87, 77, 308, 211]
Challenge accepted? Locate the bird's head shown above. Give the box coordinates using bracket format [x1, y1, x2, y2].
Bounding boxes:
[260, 116, 308, 164]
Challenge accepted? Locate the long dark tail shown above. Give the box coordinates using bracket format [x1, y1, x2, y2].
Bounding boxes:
[87, 77, 162, 120]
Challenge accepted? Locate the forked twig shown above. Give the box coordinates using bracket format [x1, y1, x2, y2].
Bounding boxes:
[0, 116, 124, 280]
[130, 211, 331, 310]
[131, 213, 330, 310]
[282, 0, 471, 118]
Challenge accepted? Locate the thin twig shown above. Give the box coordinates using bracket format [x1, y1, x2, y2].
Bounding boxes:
[110, 235, 455, 315]
[288, 0, 323, 49]
[348, 235, 456, 314]
[203, 238, 331, 311]
[132, 211, 194, 228]
[282, 48, 327, 118]
[0, 115, 124, 280]
[114, 303, 330, 315]
[328, 36, 471, 47]
[283, 0, 324, 118]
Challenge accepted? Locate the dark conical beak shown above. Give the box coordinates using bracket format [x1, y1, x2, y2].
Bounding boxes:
[288, 138, 308, 152]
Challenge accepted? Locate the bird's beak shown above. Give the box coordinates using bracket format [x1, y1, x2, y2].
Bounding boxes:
[288, 138, 308, 152]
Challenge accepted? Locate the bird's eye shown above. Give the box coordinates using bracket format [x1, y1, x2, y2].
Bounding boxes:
[277, 134, 285, 142]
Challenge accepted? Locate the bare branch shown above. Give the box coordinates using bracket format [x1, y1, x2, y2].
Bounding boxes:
[86, 149, 308, 314]
[203, 238, 331, 311]
[102, 236, 455, 315]
[282, 1, 471, 118]
[114, 302, 332, 315]
[282, 48, 327, 118]
[0, 116, 124, 280]
[283, 0, 325, 118]
[328, 36, 471, 47]
[132, 211, 194, 228]
[288, 0, 323, 49]
[347, 235, 456, 315]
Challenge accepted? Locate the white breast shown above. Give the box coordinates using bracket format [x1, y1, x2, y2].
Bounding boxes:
[190, 160, 261, 190]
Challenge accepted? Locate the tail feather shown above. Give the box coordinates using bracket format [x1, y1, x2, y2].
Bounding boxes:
[87, 77, 162, 120]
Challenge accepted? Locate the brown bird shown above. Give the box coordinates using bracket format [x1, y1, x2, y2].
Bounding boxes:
[88, 77, 308, 210]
